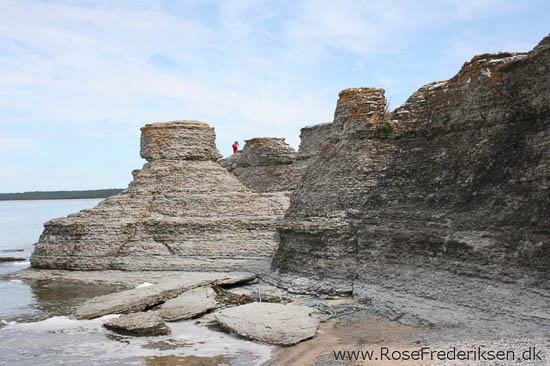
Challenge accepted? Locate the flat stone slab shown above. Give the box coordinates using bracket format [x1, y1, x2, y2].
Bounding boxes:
[214, 303, 319, 345]
[160, 286, 218, 321]
[74, 272, 255, 319]
[10, 269, 255, 287]
[103, 311, 170, 336]
[0, 257, 26, 262]
[226, 284, 290, 303]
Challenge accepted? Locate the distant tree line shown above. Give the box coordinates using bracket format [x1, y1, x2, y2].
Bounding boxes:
[0, 189, 124, 201]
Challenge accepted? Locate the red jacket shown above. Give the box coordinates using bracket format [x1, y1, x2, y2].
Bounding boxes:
[232, 143, 238, 153]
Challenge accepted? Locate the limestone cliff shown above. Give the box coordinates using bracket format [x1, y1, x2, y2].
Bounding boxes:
[269, 36, 550, 326]
[31, 121, 288, 273]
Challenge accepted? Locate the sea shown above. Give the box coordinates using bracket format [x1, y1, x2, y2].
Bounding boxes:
[0, 199, 272, 366]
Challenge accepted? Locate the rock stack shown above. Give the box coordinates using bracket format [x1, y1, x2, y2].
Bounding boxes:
[31, 121, 288, 273]
[220, 138, 298, 192]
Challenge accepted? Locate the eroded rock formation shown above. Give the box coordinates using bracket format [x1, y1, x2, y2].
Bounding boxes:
[31, 121, 288, 273]
[270, 36, 550, 326]
[220, 137, 298, 192]
[220, 128, 336, 193]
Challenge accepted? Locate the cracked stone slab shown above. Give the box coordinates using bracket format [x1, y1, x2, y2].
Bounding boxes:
[74, 272, 255, 319]
[214, 302, 319, 345]
[159, 286, 217, 321]
[103, 311, 170, 336]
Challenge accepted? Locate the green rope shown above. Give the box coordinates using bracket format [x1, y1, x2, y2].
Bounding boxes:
[305, 301, 368, 322]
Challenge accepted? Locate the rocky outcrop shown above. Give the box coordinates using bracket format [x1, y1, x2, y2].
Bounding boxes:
[74, 272, 253, 319]
[220, 138, 298, 192]
[270, 36, 550, 326]
[219, 127, 336, 193]
[214, 303, 319, 345]
[31, 121, 288, 273]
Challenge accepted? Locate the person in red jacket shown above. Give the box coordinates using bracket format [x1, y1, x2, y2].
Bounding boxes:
[232, 141, 239, 154]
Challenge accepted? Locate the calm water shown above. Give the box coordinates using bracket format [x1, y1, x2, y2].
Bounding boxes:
[0, 199, 102, 262]
[0, 199, 103, 318]
[0, 200, 272, 366]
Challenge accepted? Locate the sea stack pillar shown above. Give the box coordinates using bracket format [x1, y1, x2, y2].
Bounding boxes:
[31, 120, 288, 272]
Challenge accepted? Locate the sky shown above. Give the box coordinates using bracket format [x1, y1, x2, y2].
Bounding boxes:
[1, 0, 549, 192]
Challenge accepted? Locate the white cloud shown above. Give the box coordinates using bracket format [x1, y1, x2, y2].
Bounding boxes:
[0, 0, 543, 157]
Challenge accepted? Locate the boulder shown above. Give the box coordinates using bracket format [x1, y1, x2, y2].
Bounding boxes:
[159, 286, 217, 321]
[103, 312, 170, 336]
[214, 303, 319, 345]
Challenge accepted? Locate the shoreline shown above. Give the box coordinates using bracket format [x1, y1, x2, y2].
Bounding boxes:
[3, 268, 549, 365]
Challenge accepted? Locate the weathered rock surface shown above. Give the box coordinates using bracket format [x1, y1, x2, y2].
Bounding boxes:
[159, 286, 217, 321]
[226, 284, 290, 303]
[214, 303, 319, 345]
[220, 138, 298, 192]
[270, 35, 550, 327]
[74, 272, 253, 319]
[103, 312, 170, 336]
[219, 129, 335, 194]
[296, 123, 333, 161]
[30, 121, 288, 273]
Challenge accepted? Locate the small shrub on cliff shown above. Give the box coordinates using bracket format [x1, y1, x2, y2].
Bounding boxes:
[378, 122, 392, 134]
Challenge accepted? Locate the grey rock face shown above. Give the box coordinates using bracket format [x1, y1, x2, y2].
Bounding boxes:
[31, 121, 288, 273]
[220, 138, 298, 192]
[214, 303, 319, 345]
[219, 130, 336, 194]
[103, 312, 170, 336]
[74, 272, 251, 319]
[271, 36, 550, 324]
[297, 123, 333, 161]
[225, 284, 289, 303]
[159, 286, 217, 321]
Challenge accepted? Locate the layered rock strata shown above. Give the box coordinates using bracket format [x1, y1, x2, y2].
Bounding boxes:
[220, 138, 298, 192]
[270, 36, 550, 326]
[31, 121, 288, 273]
[220, 127, 335, 193]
